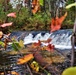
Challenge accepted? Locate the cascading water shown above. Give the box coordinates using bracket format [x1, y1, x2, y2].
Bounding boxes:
[49, 29, 72, 50]
[9, 29, 73, 50]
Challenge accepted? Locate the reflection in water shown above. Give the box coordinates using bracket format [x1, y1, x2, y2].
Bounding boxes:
[0, 51, 28, 75]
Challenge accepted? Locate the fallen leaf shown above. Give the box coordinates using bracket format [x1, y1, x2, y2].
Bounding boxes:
[32, 40, 41, 48]
[45, 44, 54, 52]
[30, 61, 39, 72]
[17, 54, 34, 64]
[19, 40, 25, 48]
[34, 52, 46, 66]
[11, 71, 19, 75]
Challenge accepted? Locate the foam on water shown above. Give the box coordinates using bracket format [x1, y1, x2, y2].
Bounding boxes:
[23, 29, 73, 50]
[9, 30, 73, 50]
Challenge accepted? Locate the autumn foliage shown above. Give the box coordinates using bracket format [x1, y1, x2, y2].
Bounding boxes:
[50, 12, 67, 32]
[32, 0, 40, 14]
[17, 54, 34, 65]
[32, 40, 41, 48]
[45, 44, 54, 52]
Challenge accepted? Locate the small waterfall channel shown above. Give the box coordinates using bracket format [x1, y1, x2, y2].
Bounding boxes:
[23, 29, 72, 50]
[9, 29, 73, 50]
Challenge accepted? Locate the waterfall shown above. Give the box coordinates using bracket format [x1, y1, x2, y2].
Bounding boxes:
[49, 30, 72, 50]
[23, 29, 73, 50]
[9, 29, 73, 50]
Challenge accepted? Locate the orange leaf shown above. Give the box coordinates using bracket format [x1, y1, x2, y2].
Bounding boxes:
[0, 31, 3, 39]
[32, 40, 41, 48]
[0, 71, 19, 75]
[11, 71, 19, 75]
[32, 0, 40, 14]
[17, 54, 34, 64]
[45, 44, 54, 52]
[50, 12, 67, 32]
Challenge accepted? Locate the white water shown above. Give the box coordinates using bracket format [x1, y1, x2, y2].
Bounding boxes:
[23, 30, 73, 50]
[24, 33, 51, 44]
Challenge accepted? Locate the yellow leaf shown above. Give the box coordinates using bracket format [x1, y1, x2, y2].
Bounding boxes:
[11, 71, 19, 75]
[19, 40, 24, 48]
[0, 71, 19, 75]
[30, 61, 39, 72]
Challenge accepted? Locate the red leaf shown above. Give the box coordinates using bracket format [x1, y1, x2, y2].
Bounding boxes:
[46, 44, 54, 52]
[33, 40, 41, 47]
[50, 12, 67, 32]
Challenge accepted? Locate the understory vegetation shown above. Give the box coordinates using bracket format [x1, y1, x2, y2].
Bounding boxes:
[0, 0, 75, 33]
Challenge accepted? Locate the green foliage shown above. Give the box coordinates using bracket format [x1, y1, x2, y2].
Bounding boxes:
[40, 0, 43, 6]
[63, 20, 74, 29]
[30, 61, 51, 75]
[0, 41, 5, 47]
[66, 0, 75, 4]
[0, 0, 75, 31]
[12, 42, 21, 51]
[11, 38, 24, 51]
[13, 8, 30, 29]
[22, 12, 51, 30]
[0, 5, 6, 21]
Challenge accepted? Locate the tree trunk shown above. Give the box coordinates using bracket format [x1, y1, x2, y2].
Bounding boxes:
[71, 35, 75, 66]
[48, 0, 51, 12]
[50, 0, 57, 18]
[28, 0, 32, 16]
[4, 0, 10, 12]
[71, 20, 76, 66]
[75, 0, 76, 18]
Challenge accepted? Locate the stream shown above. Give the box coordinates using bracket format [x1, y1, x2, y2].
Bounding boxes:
[0, 29, 73, 75]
